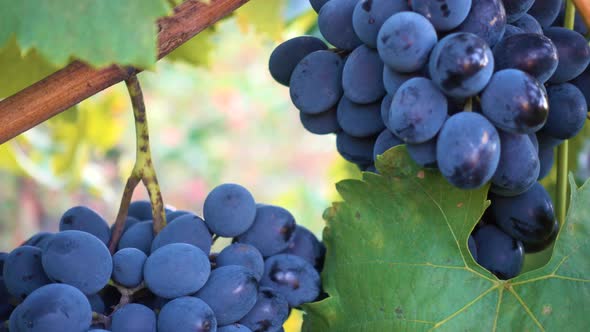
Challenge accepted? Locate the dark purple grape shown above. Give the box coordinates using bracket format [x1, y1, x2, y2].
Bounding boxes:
[268, 36, 327, 86]
[481, 69, 549, 134]
[488, 182, 556, 245]
[429, 32, 494, 98]
[455, 0, 507, 47]
[342, 45, 385, 103]
[318, 0, 363, 50]
[544, 27, 590, 83]
[540, 83, 587, 139]
[299, 107, 340, 135]
[473, 224, 524, 279]
[492, 33, 558, 83]
[511, 13, 542, 34]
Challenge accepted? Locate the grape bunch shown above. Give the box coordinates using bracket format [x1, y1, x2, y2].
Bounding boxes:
[269, 0, 590, 279]
[0, 183, 325, 332]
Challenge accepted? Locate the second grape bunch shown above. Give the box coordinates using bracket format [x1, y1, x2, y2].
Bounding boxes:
[1, 183, 325, 332]
[269, 0, 590, 280]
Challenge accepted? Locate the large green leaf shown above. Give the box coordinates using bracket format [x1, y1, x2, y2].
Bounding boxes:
[303, 146, 590, 331]
[0, 0, 170, 68]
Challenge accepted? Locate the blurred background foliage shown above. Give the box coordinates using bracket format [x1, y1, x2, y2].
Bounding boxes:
[1, 1, 590, 329]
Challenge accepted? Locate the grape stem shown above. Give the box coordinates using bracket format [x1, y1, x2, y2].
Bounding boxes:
[92, 312, 110, 328]
[555, 2, 577, 226]
[108, 280, 147, 312]
[108, 73, 167, 254]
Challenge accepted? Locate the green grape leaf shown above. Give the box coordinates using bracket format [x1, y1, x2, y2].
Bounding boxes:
[0, 37, 58, 97]
[0, 0, 170, 68]
[235, 0, 286, 39]
[167, 28, 215, 66]
[303, 146, 590, 331]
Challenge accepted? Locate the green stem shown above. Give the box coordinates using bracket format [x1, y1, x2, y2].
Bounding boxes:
[555, 1, 577, 225]
[107, 74, 167, 254]
[126, 75, 167, 234]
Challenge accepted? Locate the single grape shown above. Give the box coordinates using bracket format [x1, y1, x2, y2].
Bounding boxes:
[411, 0, 472, 31]
[571, 66, 590, 109]
[538, 146, 557, 179]
[503, 24, 525, 37]
[166, 210, 191, 222]
[389, 77, 448, 143]
[236, 205, 296, 257]
[352, 0, 409, 47]
[468, 235, 478, 261]
[502, 0, 534, 22]
[488, 182, 556, 245]
[544, 27, 590, 83]
[537, 132, 563, 150]
[377, 12, 438, 73]
[522, 219, 559, 253]
[289, 50, 344, 114]
[239, 287, 289, 332]
[481, 69, 549, 134]
[260, 254, 321, 307]
[336, 132, 377, 165]
[111, 303, 156, 332]
[218, 324, 253, 332]
[196, 266, 259, 326]
[380, 94, 393, 129]
[118, 220, 154, 255]
[373, 129, 403, 161]
[492, 33, 558, 84]
[318, 0, 363, 50]
[436, 112, 500, 189]
[158, 297, 217, 332]
[217, 243, 265, 281]
[511, 13, 542, 34]
[21, 232, 53, 250]
[144, 243, 210, 299]
[0, 254, 13, 319]
[127, 200, 154, 221]
[268, 36, 327, 86]
[112, 248, 147, 288]
[337, 96, 385, 138]
[491, 131, 540, 196]
[2, 246, 50, 299]
[204, 183, 256, 238]
[429, 32, 494, 98]
[299, 107, 340, 135]
[152, 214, 212, 254]
[528, 133, 539, 153]
[527, 0, 563, 27]
[473, 224, 524, 279]
[59, 206, 110, 245]
[540, 83, 587, 140]
[10, 284, 91, 332]
[455, 0, 506, 47]
[342, 45, 385, 104]
[383, 66, 417, 97]
[407, 137, 438, 168]
[42, 230, 112, 295]
[87, 293, 105, 314]
[281, 225, 326, 271]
